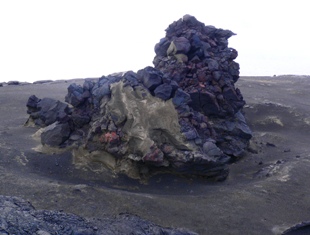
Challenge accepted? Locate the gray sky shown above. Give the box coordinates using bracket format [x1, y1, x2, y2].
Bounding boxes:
[0, 0, 309, 82]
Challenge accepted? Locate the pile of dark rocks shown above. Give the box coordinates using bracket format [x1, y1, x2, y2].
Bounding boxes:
[26, 15, 251, 181]
[153, 15, 251, 156]
[0, 195, 196, 235]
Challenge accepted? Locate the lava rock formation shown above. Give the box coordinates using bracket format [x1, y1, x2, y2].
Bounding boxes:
[26, 15, 252, 181]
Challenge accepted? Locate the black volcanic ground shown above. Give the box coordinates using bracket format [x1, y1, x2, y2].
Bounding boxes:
[0, 75, 310, 235]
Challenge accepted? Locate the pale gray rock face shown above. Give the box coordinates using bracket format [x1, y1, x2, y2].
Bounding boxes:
[106, 81, 188, 158]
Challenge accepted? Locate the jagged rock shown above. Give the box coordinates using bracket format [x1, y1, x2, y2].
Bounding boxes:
[190, 90, 220, 116]
[0, 195, 196, 235]
[137, 66, 163, 92]
[153, 15, 244, 118]
[26, 94, 41, 110]
[90, 75, 122, 107]
[26, 15, 252, 181]
[154, 83, 173, 101]
[153, 14, 251, 158]
[206, 59, 219, 71]
[71, 111, 91, 128]
[26, 95, 70, 127]
[41, 121, 71, 147]
[155, 38, 171, 56]
[167, 37, 191, 55]
[203, 140, 223, 157]
[65, 83, 86, 107]
[172, 88, 191, 107]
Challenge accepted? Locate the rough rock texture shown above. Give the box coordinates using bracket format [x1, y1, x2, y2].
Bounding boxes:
[26, 95, 71, 127]
[0, 195, 196, 235]
[153, 15, 252, 157]
[26, 15, 251, 181]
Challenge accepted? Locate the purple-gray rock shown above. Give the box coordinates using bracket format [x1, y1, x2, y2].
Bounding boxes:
[154, 37, 171, 56]
[123, 70, 139, 87]
[154, 83, 173, 101]
[65, 83, 86, 107]
[26, 96, 70, 127]
[153, 15, 245, 118]
[138, 66, 163, 92]
[92, 75, 122, 107]
[71, 111, 91, 128]
[203, 140, 223, 157]
[167, 37, 191, 55]
[172, 89, 191, 107]
[190, 90, 221, 116]
[153, 15, 251, 158]
[36, 98, 69, 125]
[26, 94, 41, 110]
[41, 121, 71, 147]
[207, 59, 219, 71]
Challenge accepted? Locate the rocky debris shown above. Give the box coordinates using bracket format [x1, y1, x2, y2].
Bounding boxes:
[153, 15, 251, 157]
[26, 95, 71, 127]
[26, 15, 251, 181]
[0, 195, 196, 235]
[26, 95, 73, 147]
[253, 159, 285, 179]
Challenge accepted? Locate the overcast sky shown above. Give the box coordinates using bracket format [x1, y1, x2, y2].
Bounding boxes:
[0, 0, 309, 83]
